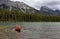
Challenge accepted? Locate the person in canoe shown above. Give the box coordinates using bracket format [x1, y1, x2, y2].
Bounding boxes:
[15, 25, 21, 33]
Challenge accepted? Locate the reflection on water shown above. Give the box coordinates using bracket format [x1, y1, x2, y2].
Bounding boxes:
[0, 22, 60, 39]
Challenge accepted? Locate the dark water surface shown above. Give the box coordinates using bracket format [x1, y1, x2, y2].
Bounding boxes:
[0, 22, 60, 39]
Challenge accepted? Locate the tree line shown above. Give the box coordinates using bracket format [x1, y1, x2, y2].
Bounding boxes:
[0, 8, 60, 22]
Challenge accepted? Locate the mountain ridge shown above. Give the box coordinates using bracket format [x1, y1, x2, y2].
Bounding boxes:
[0, 0, 60, 15]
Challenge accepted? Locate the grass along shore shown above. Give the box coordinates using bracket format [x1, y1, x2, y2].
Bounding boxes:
[0, 26, 13, 30]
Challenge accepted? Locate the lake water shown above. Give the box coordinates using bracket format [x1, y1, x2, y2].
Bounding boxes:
[0, 22, 60, 39]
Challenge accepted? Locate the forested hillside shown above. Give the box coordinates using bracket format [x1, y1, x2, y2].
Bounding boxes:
[0, 8, 60, 22]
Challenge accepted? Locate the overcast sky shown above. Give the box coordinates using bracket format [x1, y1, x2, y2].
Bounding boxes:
[10, 0, 60, 10]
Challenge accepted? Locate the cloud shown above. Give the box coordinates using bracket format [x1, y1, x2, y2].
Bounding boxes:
[46, 1, 60, 5]
[10, 0, 60, 10]
[10, 0, 22, 2]
[44, 1, 60, 10]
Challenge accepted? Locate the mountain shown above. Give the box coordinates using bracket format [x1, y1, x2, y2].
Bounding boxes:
[0, 0, 27, 8]
[55, 9, 60, 15]
[40, 6, 58, 15]
[0, 0, 38, 13]
[0, 0, 60, 15]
